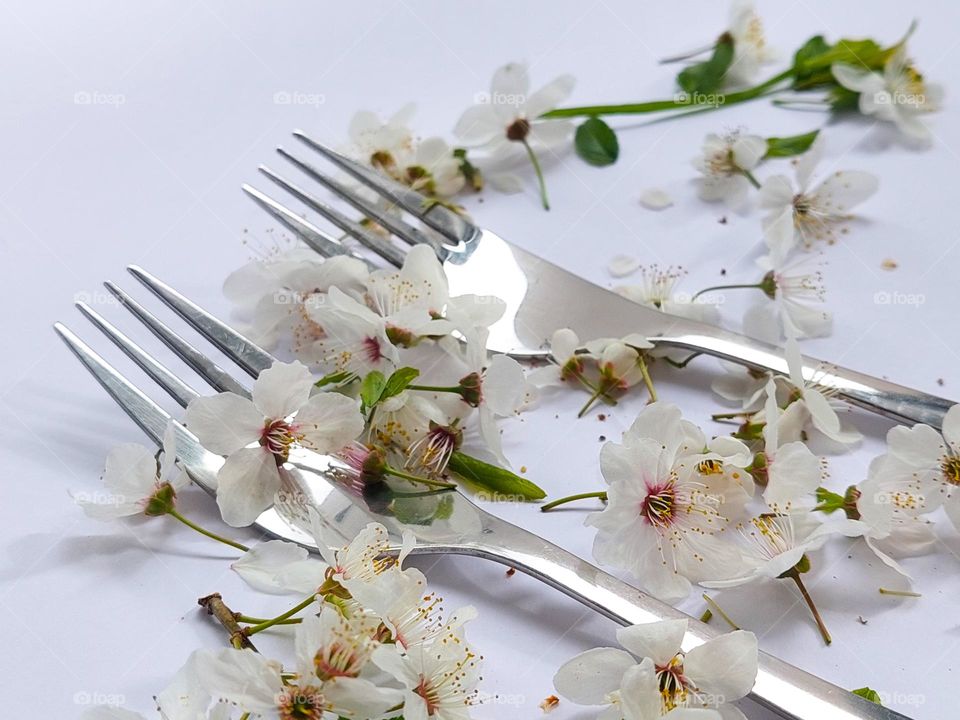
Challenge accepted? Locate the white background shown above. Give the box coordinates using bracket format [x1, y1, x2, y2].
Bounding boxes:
[2, 1, 959, 718]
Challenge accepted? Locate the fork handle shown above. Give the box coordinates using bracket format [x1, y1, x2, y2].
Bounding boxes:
[450, 515, 910, 720]
[655, 327, 953, 430]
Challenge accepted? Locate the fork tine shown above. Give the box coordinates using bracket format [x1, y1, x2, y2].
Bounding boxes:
[275, 146, 447, 256]
[124, 267, 275, 379]
[75, 301, 200, 408]
[291, 131, 469, 245]
[256, 166, 404, 268]
[241, 184, 367, 264]
[104, 281, 252, 398]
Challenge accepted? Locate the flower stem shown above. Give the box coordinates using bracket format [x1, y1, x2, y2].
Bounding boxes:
[786, 569, 831, 645]
[167, 509, 249, 552]
[541, 490, 608, 512]
[245, 594, 317, 636]
[520, 137, 550, 211]
[198, 593, 257, 650]
[385, 465, 457, 489]
[742, 169, 762, 189]
[638, 354, 657, 403]
[702, 593, 740, 630]
[692, 283, 763, 301]
[659, 43, 715, 64]
[235, 614, 302, 626]
[541, 69, 794, 119]
[408, 384, 463, 394]
[577, 385, 607, 418]
[878, 587, 921, 597]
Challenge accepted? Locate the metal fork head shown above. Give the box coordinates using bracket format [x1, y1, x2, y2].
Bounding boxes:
[56, 267, 490, 552]
[244, 133, 557, 360]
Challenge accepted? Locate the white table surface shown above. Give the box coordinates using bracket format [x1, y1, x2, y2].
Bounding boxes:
[2, 1, 959, 718]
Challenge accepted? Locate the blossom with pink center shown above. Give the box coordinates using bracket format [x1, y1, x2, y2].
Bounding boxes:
[185, 360, 364, 527]
[587, 403, 742, 602]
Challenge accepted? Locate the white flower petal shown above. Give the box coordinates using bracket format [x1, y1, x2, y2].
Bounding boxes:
[684, 630, 758, 702]
[731, 134, 767, 170]
[639, 187, 674, 210]
[295, 392, 364, 453]
[216, 447, 280, 527]
[232, 539, 326, 594]
[619, 658, 661, 720]
[616, 619, 687, 666]
[523, 74, 576, 117]
[185, 393, 263, 455]
[608, 254, 642, 278]
[252, 360, 314, 419]
[483, 354, 528, 416]
[553, 647, 636, 705]
[196, 648, 282, 713]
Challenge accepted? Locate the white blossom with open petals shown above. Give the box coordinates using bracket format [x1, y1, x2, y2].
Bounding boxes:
[554, 619, 757, 718]
[454, 62, 575, 193]
[726, 0, 777, 86]
[185, 360, 364, 526]
[832, 45, 942, 145]
[77, 422, 189, 520]
[694, 131, 767, 206]
[745, 253, 831, 340]
[587, 403, 742, 602]
[759, 137, 878, 260]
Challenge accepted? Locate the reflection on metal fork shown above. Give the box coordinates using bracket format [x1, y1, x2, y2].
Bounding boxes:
[55, 269, 910, 720]
[240, 133, 955, 430]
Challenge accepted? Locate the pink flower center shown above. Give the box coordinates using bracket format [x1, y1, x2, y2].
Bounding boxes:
[640, 481, 677, 530]
[260, 419, 298, 461]
[362, 336, 383, 363]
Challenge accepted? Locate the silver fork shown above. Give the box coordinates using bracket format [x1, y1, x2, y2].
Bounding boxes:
[55, 267, 908, 720]
[242, 131, 955, 431]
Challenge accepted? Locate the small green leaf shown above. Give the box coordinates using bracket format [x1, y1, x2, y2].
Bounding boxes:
[453, 147, 483, 191]
[360, 371, 387, 411]
[382, 367, 421, 401]
[314, 370, 358, 389]
[852, 687, 883, 705]
[677, 35, 735, 94]
[575, 117, 620, 167]
[814, 486, 846, 514]
[448, 451, 546, 501]
[792, 35, 888, 88]
[764, 130, 820, 158]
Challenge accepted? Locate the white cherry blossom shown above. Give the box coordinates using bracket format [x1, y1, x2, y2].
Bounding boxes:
[77, 423, 188, 520]
[694, 131, 767, 206]
[185, 360, 364, 526]
[832, 45, 942, 145]
[554, 619, 757, 718]
[587, 403, 742, 601]
[759, 137, 878, 259]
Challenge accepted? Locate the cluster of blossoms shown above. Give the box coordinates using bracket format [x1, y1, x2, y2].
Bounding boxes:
[82, 522, 482, 720]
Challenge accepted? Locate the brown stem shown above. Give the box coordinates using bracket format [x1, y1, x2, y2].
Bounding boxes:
[198, 593, 257, 651]
[786, 570, 831, 645]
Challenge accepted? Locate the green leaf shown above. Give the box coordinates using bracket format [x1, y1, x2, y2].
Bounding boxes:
[382, 367, 421, 401]
[677, 35, 735, 95]
[814, 486, 846, 514]
[447, 451, 546, 501]
[792, 35, 888, 88]
[852, 687, 883, 705]
[574, 117, 619, 167]
[360, 371, 387, 411]
[314, 370, 358, 389]
[764, 130, 820, 158]
[453, 147, 483, 191]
